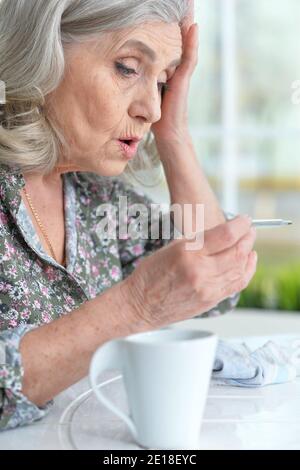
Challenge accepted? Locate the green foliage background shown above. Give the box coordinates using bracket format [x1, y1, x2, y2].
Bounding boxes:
[239, 263, 300, 311]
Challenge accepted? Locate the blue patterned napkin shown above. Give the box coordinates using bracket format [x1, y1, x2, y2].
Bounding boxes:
[212, 339, 300, 387]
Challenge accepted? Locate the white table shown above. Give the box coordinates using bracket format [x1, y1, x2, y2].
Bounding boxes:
[1, 308, 300, 450]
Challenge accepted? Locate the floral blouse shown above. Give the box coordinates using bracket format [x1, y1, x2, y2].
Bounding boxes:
[0, 163, 239, 431]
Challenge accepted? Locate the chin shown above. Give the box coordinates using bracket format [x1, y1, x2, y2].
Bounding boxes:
[93, 161, 128, 177]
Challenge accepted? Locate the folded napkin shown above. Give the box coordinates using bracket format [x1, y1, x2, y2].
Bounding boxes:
[212, 339, 300, 387]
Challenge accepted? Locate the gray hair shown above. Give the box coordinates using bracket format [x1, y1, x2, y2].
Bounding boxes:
[0, 0, 189, 186]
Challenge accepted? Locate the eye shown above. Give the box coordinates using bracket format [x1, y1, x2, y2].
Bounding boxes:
[116, 61, 169, 96]
[115, 61, 137, 77]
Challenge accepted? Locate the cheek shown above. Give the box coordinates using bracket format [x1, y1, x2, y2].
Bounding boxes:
[85, 72, 128, 131]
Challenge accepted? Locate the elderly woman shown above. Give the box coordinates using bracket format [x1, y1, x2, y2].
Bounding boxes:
[0, 0, 257, 431]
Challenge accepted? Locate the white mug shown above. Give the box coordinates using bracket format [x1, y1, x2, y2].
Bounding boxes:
[89, 328, 217, 449]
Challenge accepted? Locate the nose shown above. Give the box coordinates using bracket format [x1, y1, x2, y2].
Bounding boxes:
[128, 82, 162, 124]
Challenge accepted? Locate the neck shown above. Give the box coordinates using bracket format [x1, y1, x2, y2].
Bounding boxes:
[23, 169, 63, 189]
[23, 161, 87, 184]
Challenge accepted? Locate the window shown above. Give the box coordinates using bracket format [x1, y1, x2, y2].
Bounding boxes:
[144, 0, 300, 311]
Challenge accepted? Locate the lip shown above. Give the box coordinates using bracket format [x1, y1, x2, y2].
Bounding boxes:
[117, 138, 141, 160]
[118, 136, 143, 143]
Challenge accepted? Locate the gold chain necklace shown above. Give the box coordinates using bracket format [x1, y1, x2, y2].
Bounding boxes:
[22, 186, 61, 264]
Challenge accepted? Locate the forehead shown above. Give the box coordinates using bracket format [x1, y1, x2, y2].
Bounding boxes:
[105, 22, 183, 62]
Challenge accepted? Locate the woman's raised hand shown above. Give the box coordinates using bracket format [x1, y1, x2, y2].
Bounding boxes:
[151, 1, 198, 148]
[123, 215, 257, 329]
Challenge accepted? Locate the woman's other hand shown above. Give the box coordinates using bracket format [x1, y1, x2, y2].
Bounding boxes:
[123, 215, 257, 329]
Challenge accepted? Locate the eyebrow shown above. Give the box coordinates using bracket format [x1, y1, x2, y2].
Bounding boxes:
[119, 39, 182, 68]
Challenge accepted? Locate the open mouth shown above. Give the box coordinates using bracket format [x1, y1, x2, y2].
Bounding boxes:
[117, 139, 140, 159]
[119, 139, 133, 147]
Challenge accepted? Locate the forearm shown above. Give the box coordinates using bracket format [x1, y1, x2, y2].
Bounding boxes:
[19, 280, 147, 407]
[158, 136, 225, 233]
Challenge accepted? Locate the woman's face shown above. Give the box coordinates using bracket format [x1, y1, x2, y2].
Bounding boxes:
[47, 21, 182, 176]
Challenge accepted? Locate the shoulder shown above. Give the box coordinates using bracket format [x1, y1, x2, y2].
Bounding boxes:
[0, 164, 24, 194]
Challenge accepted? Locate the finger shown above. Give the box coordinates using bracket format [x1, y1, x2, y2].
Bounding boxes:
[217, 248, 256, 287]
[202, 215, 253, 256]
[181, 0, 195, 35]
[178, 23, 199, 76]
[220, 251, 258, 301]
[211, 227, 257, 276]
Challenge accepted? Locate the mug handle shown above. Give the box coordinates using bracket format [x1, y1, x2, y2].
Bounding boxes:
[89, 340, 138, 440]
